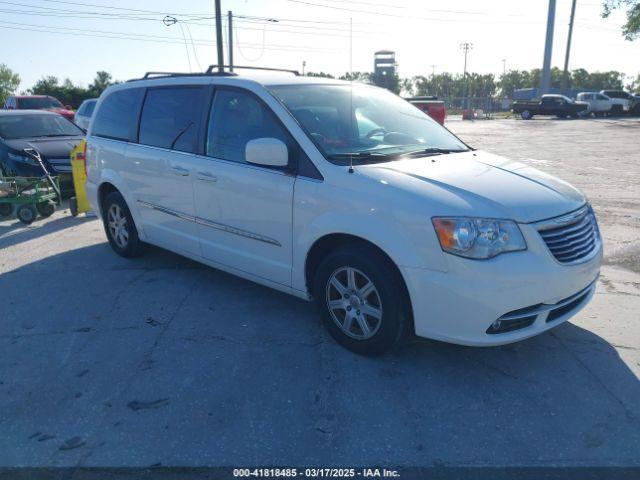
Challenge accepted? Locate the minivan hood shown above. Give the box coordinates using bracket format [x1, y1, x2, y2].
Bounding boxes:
[360, 150, 586, 223]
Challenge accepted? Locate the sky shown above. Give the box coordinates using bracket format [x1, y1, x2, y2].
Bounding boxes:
[2, 0, 638, 92]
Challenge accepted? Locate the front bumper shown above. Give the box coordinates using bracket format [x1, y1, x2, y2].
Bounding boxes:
[401, 222, 602, 346]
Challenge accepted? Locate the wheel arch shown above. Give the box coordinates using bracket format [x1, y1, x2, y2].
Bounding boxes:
[304, 233, 414, 326]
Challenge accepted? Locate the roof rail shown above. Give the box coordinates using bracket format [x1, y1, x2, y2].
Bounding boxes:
[127, 65, 299, 82]
[205, 65, 300, 75]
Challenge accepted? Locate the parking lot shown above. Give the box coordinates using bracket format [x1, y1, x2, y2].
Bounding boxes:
[1, 117, 639, 469]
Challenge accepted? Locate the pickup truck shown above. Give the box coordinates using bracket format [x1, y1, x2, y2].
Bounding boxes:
[601, 90, 640, 115]
[406, 96, 446, 125]
[512, 94, 588, 120]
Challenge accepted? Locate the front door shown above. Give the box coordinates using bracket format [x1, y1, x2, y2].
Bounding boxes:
[193, 88, 295, 287]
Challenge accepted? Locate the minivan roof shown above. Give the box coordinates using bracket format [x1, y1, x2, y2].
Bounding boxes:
[124, 71, 353, 88]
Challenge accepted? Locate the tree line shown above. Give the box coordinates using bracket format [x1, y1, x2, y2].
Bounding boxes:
[309, 67, 639, 98]
[1, 63, 639, 108]
[0, 65, 118, 108]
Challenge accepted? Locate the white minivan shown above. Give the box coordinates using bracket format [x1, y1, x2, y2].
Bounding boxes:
[86, 69, 602, 355]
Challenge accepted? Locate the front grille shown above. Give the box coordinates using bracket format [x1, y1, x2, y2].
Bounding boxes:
[537, 206, 599, 264]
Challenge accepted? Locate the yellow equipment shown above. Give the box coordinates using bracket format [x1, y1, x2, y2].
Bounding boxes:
[69, 139, 91, 216]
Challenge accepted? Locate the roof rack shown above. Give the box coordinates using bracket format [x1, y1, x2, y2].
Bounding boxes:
[127, 65, 299, 82]
[204, 65, 300, 75]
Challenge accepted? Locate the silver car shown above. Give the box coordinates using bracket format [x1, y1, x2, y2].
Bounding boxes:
[73, 98, 97, 130]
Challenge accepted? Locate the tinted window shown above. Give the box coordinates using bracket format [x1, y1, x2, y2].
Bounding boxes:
[19, 97, 63, 109]
[139, 87, 206, 153]
[92, 88, 144, 141]
[0, 114, 83, 139]
[84, 100, 97, 116]
[206, 89, 289, 164]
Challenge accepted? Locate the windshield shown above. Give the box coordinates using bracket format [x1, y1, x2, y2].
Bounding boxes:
[269, 84, 468, 164]
[19, 97, 63, 109]
[0, 114, 84, 139]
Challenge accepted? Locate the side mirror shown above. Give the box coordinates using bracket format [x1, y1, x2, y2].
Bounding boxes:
[245, 138, 288, 167]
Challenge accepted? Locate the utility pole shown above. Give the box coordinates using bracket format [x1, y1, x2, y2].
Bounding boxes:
[302, 60, 306, 75]
[561, 0, 577, 93]
[460, 42, 472, 110]
[540, 0, 556, 95]
[430, 64, 437, 76]
[502, 59, 506, 77]
[228, 10, 233, 71]
[215, 0, 224, 72]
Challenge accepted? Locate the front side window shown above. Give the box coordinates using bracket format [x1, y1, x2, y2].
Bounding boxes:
[139, 87, 206, 153]
[0, 114, 83, 139]
[206, 89, 289, 164]
[269, 84, 468, 164]
[91, 88, 144, 141]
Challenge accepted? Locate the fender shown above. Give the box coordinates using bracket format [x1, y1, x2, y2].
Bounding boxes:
[291, 210, 449, 293]
[95, 168, 148, 242]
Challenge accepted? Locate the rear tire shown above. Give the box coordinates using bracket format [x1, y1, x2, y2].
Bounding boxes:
[611, 104, 623, 115]
[520, 110, 532, 120]
[36, 202, 55, 218]
[17, 205, 37, 224]
[102, 191, 145, 258]
[313, 243, 410, 356]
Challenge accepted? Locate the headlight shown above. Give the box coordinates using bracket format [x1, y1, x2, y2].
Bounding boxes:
[432, 217, 527, 259]
[7, 152, 36, 165]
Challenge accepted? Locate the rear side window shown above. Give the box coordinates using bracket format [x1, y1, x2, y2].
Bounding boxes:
[92, 88, 144, 141]
[85, 101, 97, 116]
[206, 89, 289, 164]
[139, 87, 206, 153]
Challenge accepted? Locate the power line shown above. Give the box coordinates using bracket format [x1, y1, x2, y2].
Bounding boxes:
[0, 20, 339, 52]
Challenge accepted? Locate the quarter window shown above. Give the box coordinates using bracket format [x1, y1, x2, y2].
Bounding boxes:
[92, 88, 144, 141]
[139, 87, 206, 153]
[206, 89, 289, 164]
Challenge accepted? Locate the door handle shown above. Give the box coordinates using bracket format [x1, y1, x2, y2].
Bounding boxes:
[197, 171, 218, 182]
[170, 165, 190, 176]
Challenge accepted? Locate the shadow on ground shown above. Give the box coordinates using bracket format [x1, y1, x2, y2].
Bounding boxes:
[0, 243, 638, 468]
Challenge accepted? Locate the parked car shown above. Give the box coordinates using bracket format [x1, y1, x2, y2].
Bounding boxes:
[512, 94, 589, 119]
[0, 110, 84, 193]
[600, 90, 637, 115]
[86, 70, 601, 355]
[3, 95, 75, 121]
[406, 96, 446, 125]
[575, 92, 615, 116]
[73, 98, 98, 130]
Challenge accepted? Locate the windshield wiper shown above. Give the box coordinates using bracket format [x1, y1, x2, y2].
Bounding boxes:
[401, 147, 469, 157]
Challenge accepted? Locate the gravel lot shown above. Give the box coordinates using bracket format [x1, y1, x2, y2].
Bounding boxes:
[0, 117, 639, 470]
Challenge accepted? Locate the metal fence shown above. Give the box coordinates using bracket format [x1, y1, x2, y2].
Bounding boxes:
[443, 97, 513, 116]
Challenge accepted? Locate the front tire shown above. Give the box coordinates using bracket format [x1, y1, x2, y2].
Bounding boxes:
[313, 244, 410, 356]
[102, 191, 145, 258]
[520, 110, 532, 120]
[17, 205, 37, 224]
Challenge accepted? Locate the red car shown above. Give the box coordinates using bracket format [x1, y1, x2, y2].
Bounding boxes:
[3, 95, 75, 121]
[406, 96, 446, 125]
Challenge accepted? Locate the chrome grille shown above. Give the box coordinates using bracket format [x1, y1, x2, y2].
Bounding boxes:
[536, 206, 599, 264]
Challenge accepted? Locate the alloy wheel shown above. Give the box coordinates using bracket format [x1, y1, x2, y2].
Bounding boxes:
[326, 266, 383, 340]
[107, 204, 129, 248]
